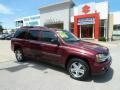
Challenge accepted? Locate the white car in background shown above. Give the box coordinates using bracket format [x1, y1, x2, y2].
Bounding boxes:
[112, 30, 120, 40]
[0, 34, 8, 40]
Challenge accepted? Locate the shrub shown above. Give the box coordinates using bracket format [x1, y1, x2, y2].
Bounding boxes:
[99, 37, 106, 42]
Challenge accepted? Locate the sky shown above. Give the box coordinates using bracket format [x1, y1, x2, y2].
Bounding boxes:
[0, 0, 120, 29]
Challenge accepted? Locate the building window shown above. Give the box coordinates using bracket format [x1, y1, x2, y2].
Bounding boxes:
[45, 23, 63, 29]
[113, 24, 120, 30]
[100, 27, 104, 37]
[16, 21, 23, 27]
[24, 18, 29, 21]
[70, 23, 74, 33]
[30, 16, 40, 20]
[100, 20, 107, 37]
[29, 21, 39, 26]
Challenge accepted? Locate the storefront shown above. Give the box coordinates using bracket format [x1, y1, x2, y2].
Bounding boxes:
[73, 1, 109, 40]
[16, 0, 118, 40]
[38, 1, 109, 40]
[74, 13, 100, 39]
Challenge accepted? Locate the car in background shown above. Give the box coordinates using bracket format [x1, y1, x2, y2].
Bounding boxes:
[0, 34, 2, 38]
[112, 30, 120, 40]
[0, 34, 8, 40]
[0, 33, 14, 40]
[4, 34, 14, 40]
[11, 26, 112, 81]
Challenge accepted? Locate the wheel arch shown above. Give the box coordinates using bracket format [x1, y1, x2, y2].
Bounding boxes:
[14, 45, 22, 52]
[65, 55, 91, 73]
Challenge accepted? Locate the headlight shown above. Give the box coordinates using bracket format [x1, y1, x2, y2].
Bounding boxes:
[96, 54, 108, 63]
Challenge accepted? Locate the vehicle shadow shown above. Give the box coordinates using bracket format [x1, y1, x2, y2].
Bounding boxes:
[86, 67, 114, 83]
[25, 60, 67, 74]
[0, 60, 66, 74]
[0, 60, 114, 83]
[18, 60, 114, 83]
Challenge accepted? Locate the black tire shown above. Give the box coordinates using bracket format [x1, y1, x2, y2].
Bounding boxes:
[15, 48, 25, 62]
[67, 58, 89, 81]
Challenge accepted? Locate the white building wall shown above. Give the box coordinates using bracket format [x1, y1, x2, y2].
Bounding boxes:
[40, 9, 70, 30]
[113, 12, 120, 25]
[95, 1, 108, 19]
[39, 1, 74, 30]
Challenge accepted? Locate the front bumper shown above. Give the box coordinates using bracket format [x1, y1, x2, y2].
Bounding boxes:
[91, 56, 112, 75]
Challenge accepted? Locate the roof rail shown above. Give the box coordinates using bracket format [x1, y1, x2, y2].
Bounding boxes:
[21, 26, 34, 28]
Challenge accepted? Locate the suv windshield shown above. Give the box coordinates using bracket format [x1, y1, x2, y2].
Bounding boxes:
[57, 30, 80, 43]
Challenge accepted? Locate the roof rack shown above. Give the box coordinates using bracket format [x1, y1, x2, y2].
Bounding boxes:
[19, 26, 49, 30]
[21, 26, 34, 28]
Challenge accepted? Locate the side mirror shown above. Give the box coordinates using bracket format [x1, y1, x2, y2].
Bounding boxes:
[51, 38, 60, 45]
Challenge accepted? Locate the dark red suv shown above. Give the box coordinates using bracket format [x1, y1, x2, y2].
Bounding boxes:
[11, 26, 112, 80]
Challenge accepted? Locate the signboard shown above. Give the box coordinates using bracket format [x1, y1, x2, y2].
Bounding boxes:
[82, 5, 90, 14]
[78, 18, 95, 25]
[74, 1, 108, 19]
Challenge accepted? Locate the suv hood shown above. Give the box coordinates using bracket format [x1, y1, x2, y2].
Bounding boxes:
[69, 41, 109, 54]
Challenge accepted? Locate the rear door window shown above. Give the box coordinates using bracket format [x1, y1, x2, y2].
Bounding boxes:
[40, 31, 56, 43]
[28, 30, 40, 41]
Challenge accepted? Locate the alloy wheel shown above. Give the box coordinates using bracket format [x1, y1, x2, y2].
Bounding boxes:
[16, 50, 23, 61]
[69, 62, 86, 78]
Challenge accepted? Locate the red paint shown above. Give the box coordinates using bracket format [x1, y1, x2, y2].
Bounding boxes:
[74, 13, 100, 39]
[11, 26, 111, 76]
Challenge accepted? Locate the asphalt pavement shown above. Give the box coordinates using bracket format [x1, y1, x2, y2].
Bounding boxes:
[0, 40, 120, 90]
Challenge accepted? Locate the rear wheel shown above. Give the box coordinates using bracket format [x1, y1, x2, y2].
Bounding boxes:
[15, 49, 25, 62]
[67, 58, 89, 81]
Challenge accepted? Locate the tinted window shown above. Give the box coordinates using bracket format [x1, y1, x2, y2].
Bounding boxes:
[29, 30, 40, 40]
[41, 31, 56, 43]
[14, 29, 28, 39]
[14, 30, 21, 38]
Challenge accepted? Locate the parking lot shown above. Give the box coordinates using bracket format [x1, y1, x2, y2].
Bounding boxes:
[0, 40, 120, 90]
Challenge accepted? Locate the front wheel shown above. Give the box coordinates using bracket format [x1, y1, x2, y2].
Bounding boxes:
[15, 49, 25, 62]
[67, 58, 89, 81]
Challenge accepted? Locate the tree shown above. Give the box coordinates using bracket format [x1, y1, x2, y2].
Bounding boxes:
[0, 25, 4, 34]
